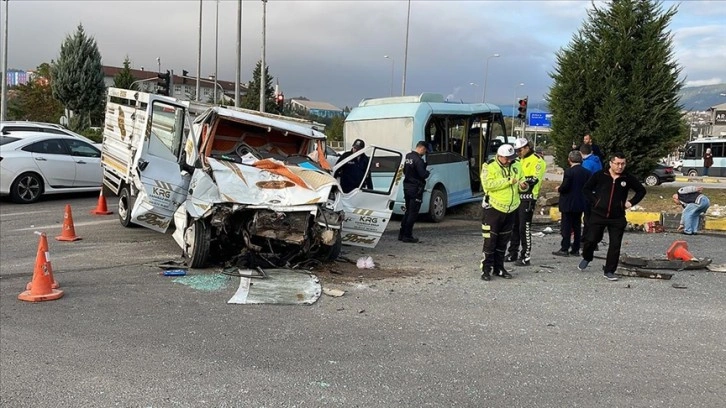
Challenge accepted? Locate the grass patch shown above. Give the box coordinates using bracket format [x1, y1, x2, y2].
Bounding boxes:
[540, 180, 725, 214]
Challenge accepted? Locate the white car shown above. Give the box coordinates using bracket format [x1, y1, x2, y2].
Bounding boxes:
[0, 121, 100, 148]
[0, 132, 102, 203]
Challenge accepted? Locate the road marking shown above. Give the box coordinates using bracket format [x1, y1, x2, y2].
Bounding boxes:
[14, 219, 118, 232]
[0, 210, 55, 218]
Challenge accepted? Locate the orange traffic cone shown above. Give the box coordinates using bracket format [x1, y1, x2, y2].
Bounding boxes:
[56, 204, 81, 242]
[90, 190, 113, 215]
[666, 240, 695, 261]
[18, 232, 64, 302]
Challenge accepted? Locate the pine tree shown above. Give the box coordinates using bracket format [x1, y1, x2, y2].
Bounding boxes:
[51, 24, 106, 131]
[113, 56, 137, 90]
[242, 61, 277, 112]
[548, 0, 683, 177]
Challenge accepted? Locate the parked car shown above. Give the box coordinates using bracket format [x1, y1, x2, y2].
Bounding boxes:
[644, 163, 675, 186]
[0, 121, 100, 148]
[0, 132, 102, 203]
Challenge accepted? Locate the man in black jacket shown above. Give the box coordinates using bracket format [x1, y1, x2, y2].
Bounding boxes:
[399, 141, 430, 243]
[553, 150, 590, 257]
[334, 139, 372, 193]
[577, 152, 646, 281]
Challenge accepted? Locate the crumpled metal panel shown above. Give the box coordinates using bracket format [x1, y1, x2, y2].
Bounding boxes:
[205, 158, 334, 207]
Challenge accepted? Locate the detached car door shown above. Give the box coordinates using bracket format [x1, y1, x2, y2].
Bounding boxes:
[334, 146, 404, 248]
[130, 100, 191, 233]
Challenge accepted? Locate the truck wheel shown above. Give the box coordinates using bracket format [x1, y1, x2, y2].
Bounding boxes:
[324, 233, 343, 261]
[118, 186, 136, 227]
[687, 169, 698, 177]
[184, 219, 211, 268]
[428, 188, 447, 223]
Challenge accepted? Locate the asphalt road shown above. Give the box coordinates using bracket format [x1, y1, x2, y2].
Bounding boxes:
[1, 194, 725, 407]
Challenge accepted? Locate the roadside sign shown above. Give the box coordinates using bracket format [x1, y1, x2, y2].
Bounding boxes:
[529, 112, 552, 127]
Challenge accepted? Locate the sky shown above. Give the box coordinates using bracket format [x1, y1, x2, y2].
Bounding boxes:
[2, 0, 725, 109]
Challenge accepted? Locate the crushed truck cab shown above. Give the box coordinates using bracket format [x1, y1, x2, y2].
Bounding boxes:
[102, 88, 403, 268]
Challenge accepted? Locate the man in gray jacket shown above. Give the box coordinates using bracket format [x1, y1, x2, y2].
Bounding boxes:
[672, 186, 710, 235]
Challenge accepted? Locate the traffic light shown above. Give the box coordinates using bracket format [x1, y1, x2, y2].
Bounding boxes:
[182, 70, 188, 84]
[157, 70, 171, 96]
[276, 93, 284, 112]
[517, 97, 528, 121]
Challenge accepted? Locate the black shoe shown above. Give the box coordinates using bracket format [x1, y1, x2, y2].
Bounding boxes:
[569, 250, 580, 256]
[603, 272, 618, 281]
[481, 264, 492, 281]
[401, 237, 419, 243]
[552, 250, 570, 257]
[504, 254, 517, 263]
[514, 258, 530, 266]
[495, 267, 513, 279]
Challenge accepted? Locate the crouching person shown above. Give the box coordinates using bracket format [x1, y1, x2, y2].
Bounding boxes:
[480, 144, 525, 281]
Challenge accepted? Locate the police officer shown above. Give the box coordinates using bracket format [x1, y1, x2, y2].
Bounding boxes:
[480, 144, 525, 280]
[399, 141, 430, 243]
[334, 139, 371, 193]
[506, 137, 546, 266]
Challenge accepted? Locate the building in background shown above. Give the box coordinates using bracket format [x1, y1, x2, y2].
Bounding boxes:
[289, 99, 344, 119]
[4, 69, 28, 86]
[101, 66, 245, 103]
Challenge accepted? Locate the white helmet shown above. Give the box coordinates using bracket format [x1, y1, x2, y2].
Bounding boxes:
[497, 144, 517, 159]
[513, 138, 529, 150]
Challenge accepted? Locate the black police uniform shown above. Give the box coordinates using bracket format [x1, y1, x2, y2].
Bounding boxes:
[399, 150, 430, 242]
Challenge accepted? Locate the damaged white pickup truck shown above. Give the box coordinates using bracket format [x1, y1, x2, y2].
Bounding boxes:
[101, 88, 403, 268]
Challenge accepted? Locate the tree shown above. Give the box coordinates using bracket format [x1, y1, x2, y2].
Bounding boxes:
[241, 60, 277, 112]
[51, 24, 106, 131]
[7, 63, 64, 122]
[325, 115, 345, 142]
[113, 56, 137, 90]
[548, 0, 683, 178]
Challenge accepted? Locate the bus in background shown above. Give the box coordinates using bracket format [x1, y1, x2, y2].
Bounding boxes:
[682, 137, 726, 177]
[343, 93, 511, 222]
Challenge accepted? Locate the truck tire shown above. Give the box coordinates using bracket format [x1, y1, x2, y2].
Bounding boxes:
[324, 233, 343, 261]
[428, 188, 447, 223]
[184, 219, 211, 268]
[687, 169, 698, 177]
[118, 186, 136, 227]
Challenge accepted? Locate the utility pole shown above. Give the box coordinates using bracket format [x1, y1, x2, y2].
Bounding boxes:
[260, 0, 267, 112]
[196, 0, 203, 102]
[0, 0, 9, 121]
[214, 0, 219, 103]
[401, 0, 411, 96]
[235, 0, 242, 107]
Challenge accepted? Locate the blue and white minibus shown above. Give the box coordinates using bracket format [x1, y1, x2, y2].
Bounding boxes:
[682, 137, 726, 177]
[343, 93, 511, 222]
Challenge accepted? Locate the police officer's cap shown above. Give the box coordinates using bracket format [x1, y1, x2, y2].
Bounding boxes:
[352, 139, 365, 150]
[497, 144, 517, 160]
[513, 138, 529, 150]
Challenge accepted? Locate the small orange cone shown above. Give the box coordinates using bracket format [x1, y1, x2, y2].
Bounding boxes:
[666, 240, 695, 261]
[18, 232, 64, 302]
[90, 190, 113, 215]
[56, 204, 81, 242]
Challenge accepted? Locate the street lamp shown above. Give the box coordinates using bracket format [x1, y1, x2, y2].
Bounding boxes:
[196, 0, 203, 102]
[481, 53, 500, 103]
[401, 0, 411, 96]
[469, 82, 479, 103]
[511, 82, 524, 138]
[214, 0, 219, 103]
[384, 55, 395, 97]
[0, 0, 9, 121]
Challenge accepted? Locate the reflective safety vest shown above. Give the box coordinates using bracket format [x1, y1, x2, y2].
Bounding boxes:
[519, 151, 547, 200]
[480, 158, 523, 214]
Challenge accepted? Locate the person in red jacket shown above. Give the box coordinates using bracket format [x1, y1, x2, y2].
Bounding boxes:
[577, 152, 646, 281]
